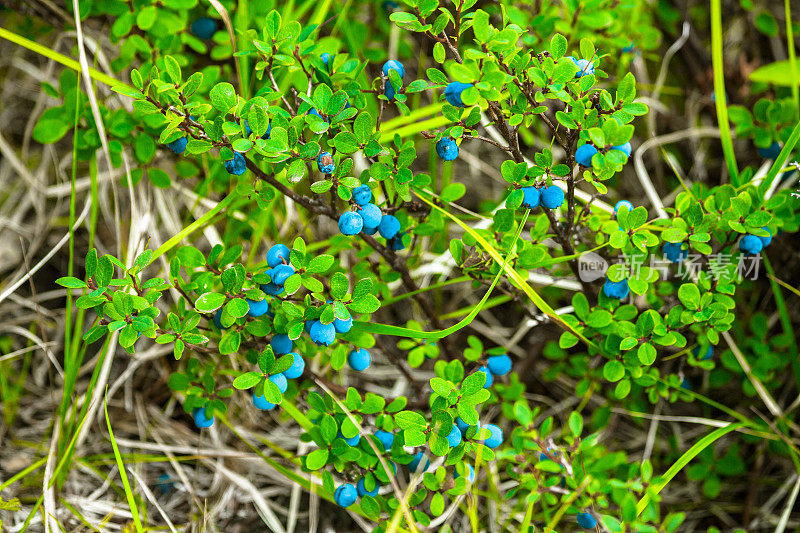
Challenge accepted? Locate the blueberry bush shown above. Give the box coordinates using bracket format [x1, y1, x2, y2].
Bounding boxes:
[1, 0, 800, 531]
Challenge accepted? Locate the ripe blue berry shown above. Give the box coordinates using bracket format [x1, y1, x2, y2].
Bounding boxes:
[338, 431, 360, 446]
[193, 406, 214, 428]
[309, 320, 336, 346]
[348, 348, 371, 371]
[267, 244, 291, 267]
[334, 483, 358, 507]
[435, 137, 459, 161]
[190, 17, 216, 39]
[213, 309, 226, 329]
[252, 392, 276, 410]
[384, 80, 397, 101]
[382, 60, 405, 78]
[317, 151, 335, 174]
[307, 108, 326, 122]
[408, 451, 429, 472]
[357, 478, 379, 497]
[224, 152, 246, 175]
[352, 184, 372, 205]
[521, 186, 540, 209]
[693, 346, 713, 360]
[283, 352, 305, 379]
[576, 512, 597, 529]
[374, 430, 394, 450]
[268, 373, 288, 394]
[261, 282, 283, 296]
[446, 423, 462, 448]
[540, 185, 565, 209]
[739, 234, 763, 255]
[444, 81, 472, 107]
[759, 226, 772, 247]
[758, 141, 781, 159]
[339, 211, 364, 236]
[570, 57, 595, 77]
[270, 264, 295, 285]
[378, 214, 401, 239]
[455, 464, 475, 483]
[575, 144, 597, 166]
[321, 52, 332, 67]
[388, 233, 406, 251]
[358, 203, 382, 228]
[166, 137, 188, 154]
[612, 142, 632, 157]
[663, 242, 688, 263]
[243, 119, 271, 139]
[680, 377, 691, 390]
[487, 354, 512, 376]
[603, 277, 629, 299]
[333, 316, 353, 333]
[271, 334, 293, 355]
[456, 417, 474, 436]
[246, 298, 269, 318]
[482, 424, 503, 448]
[363, 225, 378, 235]
[478, 366, 493, 387]
[614, 200, 634, 215]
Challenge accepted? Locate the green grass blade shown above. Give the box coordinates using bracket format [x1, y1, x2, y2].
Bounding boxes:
[636, 422, 745, 516]
[104, 393, 144, 533]
[710, 0, 739, 184]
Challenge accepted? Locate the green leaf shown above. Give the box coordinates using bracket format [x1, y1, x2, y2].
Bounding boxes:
[164, 55, 181, 84]
[549, 34, 567, 59]
[233, 371, 262, 389]
[209, 82, 237, 114]
[603, 360, 625, 382]
[56, 276, 87, 289]
[195, 292, 227, 312]
[305, 448, 329, 470]
[678, 283, 701, 310]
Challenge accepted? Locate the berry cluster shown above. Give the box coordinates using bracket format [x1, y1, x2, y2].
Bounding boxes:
[338, 185, 404, 249]
[738, 226, 772, 255]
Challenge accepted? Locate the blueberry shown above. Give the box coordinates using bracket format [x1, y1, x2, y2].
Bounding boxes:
[267, 373, 287, 394]
[446, 423, 462, 448]
[378, 214, 401, 239]
[521, 186, 540, 209]
[603, 277, 629, 299]
[575, 144, 597, 167]
[338, 431, 360, 446]
[612, 142, 632, 157]
[693, 346, 713, 360]
[190, 17, 216, 39]
[307, 108, 327, 122]
[261, 282, 283, 296]
[348, 348, 371, 371]
[333, 316, 353, 333]
[444, 81, 472, 107]
[487, 354, 512, 376]
[333, 483, 358, 507]
[758, 226, 772, 247]
[213, 309, 228, 329]
[309, 320, 336, 346]
[680, 377, 691, 390]
[374, 430, 394, 450]
[193, 406, 214, 428]
[576, 512, 597, 529]
[435, 137, 459, 161]
[382, 60, 405, 78]
[540, 185, 565, 209]
[352, 184, 372, 205]
[224, 152, 247, 175]
[408, 451, 429, 472]
[663, 242, 688, 263]
[267, 244, 291, 267]
[388, 233, 406, 251]
[455, 464, 475, 483]
[166, 137, 188, 154]
[571, 58, 595, 77]
[358, 203, 382, 228]
[478, 366, 493, 387]
[456, 417, 473, 436]
[283, 352, 305, 379]
[252, 391, 276, 410]
[246, 298, 269, 318]
[381, 0, 400, 12]
[614, 200, 634, 215]
[243, 119, 271, 139]
[384, 80, 397, 101]
[339, 211, 364, 236]
[321, 52, 332, 68]
[739, 234, 763, 255]
[363, 225, 379, 235]
[357, 477, 379, 497]
[758, 141, 781, 160]
[317, 151, 335, 174]
[271, 334, 293, 355]
[271, 264, 295, 285]
[482, 423, 503, 448]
